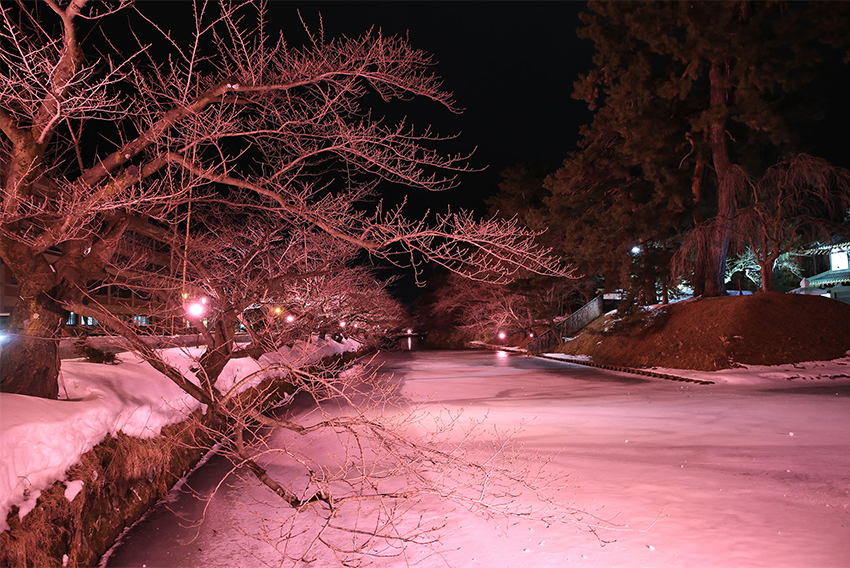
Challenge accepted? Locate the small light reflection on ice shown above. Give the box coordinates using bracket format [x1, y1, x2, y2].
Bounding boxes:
[407, 337, 412, 350]
[496, 350, 508, 358]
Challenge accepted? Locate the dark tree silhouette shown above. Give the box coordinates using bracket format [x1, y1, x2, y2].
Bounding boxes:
[547, 1, 850, 298]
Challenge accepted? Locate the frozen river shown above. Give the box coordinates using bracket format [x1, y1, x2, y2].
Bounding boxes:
[103, 350, 850, 568]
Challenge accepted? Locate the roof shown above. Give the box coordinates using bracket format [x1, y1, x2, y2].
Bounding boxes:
[807, 268, 850, 286]
[798, 241, 850, 256]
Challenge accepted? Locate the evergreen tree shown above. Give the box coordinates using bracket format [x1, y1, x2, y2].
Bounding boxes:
[547, 1, 850, 297]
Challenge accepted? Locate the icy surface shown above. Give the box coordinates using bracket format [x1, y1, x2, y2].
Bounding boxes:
[104, 350, 850, 568]
[0, 336, 359, 531]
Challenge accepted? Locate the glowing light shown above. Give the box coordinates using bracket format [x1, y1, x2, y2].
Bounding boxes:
[340, 321, 347, 328]
[528, 333, 534, 338]
[187, 303, 205, 318]
[200, 297, 207, 304]
[631, 245, 641, 254]
[498, 331, 506, 340]
[275, 307, 282, 314]
[407, 337, 412, 350]
[353, 323, 359, 328]
[496, 350, 508, 358]
[406, 328, 413, 335]
[181, 292, 189, 300]
[286, 315, 295, 323]
[0, 334, 8, 343]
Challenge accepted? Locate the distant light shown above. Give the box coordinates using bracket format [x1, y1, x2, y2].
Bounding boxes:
[200, 297, 207, 304]
[498, 331, 506, 340]
[406, 328, 413, 335]
[275, 307, 282, 314]
[187, 303, 205, 317]
[528, 333, 534, 338]
[353, 323, 359, 328]
[340, 321, 347, 328]
[0, 334, 7, 343]
[631, 246, 641, 254]
[286, 315, 295, 323]
[496, 350, 508, 358]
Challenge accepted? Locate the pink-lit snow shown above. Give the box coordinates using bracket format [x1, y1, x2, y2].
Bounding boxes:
[102, 350, 850, 568]
[0, 336, 360, 533]
[3, 346, 850, 567]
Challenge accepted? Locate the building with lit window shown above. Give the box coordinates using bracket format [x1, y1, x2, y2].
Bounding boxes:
[795, 241, 850, 304]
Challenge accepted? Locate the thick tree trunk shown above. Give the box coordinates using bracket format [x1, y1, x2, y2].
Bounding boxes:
[0, 291, 65, 399]
[199, 311, 237, 390]
[760, 262, 774, 292]
[1, 213, 128, 398]
[705, 60, 735, 297]
[691, 154, 708, 297]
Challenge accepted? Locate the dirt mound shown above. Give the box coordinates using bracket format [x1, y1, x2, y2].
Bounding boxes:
[555, 292, 850, 371]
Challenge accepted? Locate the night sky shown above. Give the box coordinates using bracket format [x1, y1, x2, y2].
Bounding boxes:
[133, 1, 592, 215]
[292, 2, 593, 213]
[130, 1, 849, 300]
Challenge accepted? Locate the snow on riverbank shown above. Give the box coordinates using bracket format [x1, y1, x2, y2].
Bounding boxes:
[543, 351, 850, 384]
[388, 351, 850, 568]
[102, 349, 850, 568]
[0, 336, 360, 532]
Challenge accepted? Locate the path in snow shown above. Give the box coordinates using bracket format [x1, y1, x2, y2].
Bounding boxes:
[104, 350, 850, 568]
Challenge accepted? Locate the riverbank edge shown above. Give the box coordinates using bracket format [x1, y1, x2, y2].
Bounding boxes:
[0, 348, 370, 568]
[467, 341, 715, 385]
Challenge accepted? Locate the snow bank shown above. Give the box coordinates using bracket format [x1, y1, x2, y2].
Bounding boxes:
[648, 355, 850, 385]
[0, 336, 361, 532]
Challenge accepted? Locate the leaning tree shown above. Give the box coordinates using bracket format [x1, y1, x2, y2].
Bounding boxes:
[0, 0, 566, 398]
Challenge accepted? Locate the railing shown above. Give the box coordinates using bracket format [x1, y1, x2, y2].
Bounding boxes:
[527, 295, 603, 354]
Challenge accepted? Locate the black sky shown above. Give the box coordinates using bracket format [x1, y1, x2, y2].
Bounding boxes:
[129, 1, 849, 303]
[288, 1, 593, 213]
[132, 1, 592, 214]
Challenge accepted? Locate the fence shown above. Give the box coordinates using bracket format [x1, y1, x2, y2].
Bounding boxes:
[527, 295, 603, 354]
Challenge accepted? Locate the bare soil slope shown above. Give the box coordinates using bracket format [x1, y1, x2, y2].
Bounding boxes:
[555, 292, 850, 371]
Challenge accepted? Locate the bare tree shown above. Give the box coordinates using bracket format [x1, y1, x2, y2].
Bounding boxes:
[673, 155, 850, 294]
[59, 222, 596, 568]
[427, 274, 535, 340]
[0, 0, 567, 398]
[0, 5, 597, 564]
[733, 154, 850, 291]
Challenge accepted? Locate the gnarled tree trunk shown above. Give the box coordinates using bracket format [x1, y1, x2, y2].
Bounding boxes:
[0, 268, 65, 399]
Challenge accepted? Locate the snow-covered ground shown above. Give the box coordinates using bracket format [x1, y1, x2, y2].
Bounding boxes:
[0, 335, 361, 533]
[102, 349, 850, 568]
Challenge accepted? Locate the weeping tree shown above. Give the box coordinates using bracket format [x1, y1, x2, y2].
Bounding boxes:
[733, 154, 850, 292]
[0, 0, 566, 399]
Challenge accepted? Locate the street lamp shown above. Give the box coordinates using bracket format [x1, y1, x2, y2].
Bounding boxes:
[497, 331, 506, 340]
[187, 302, 205, 318]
